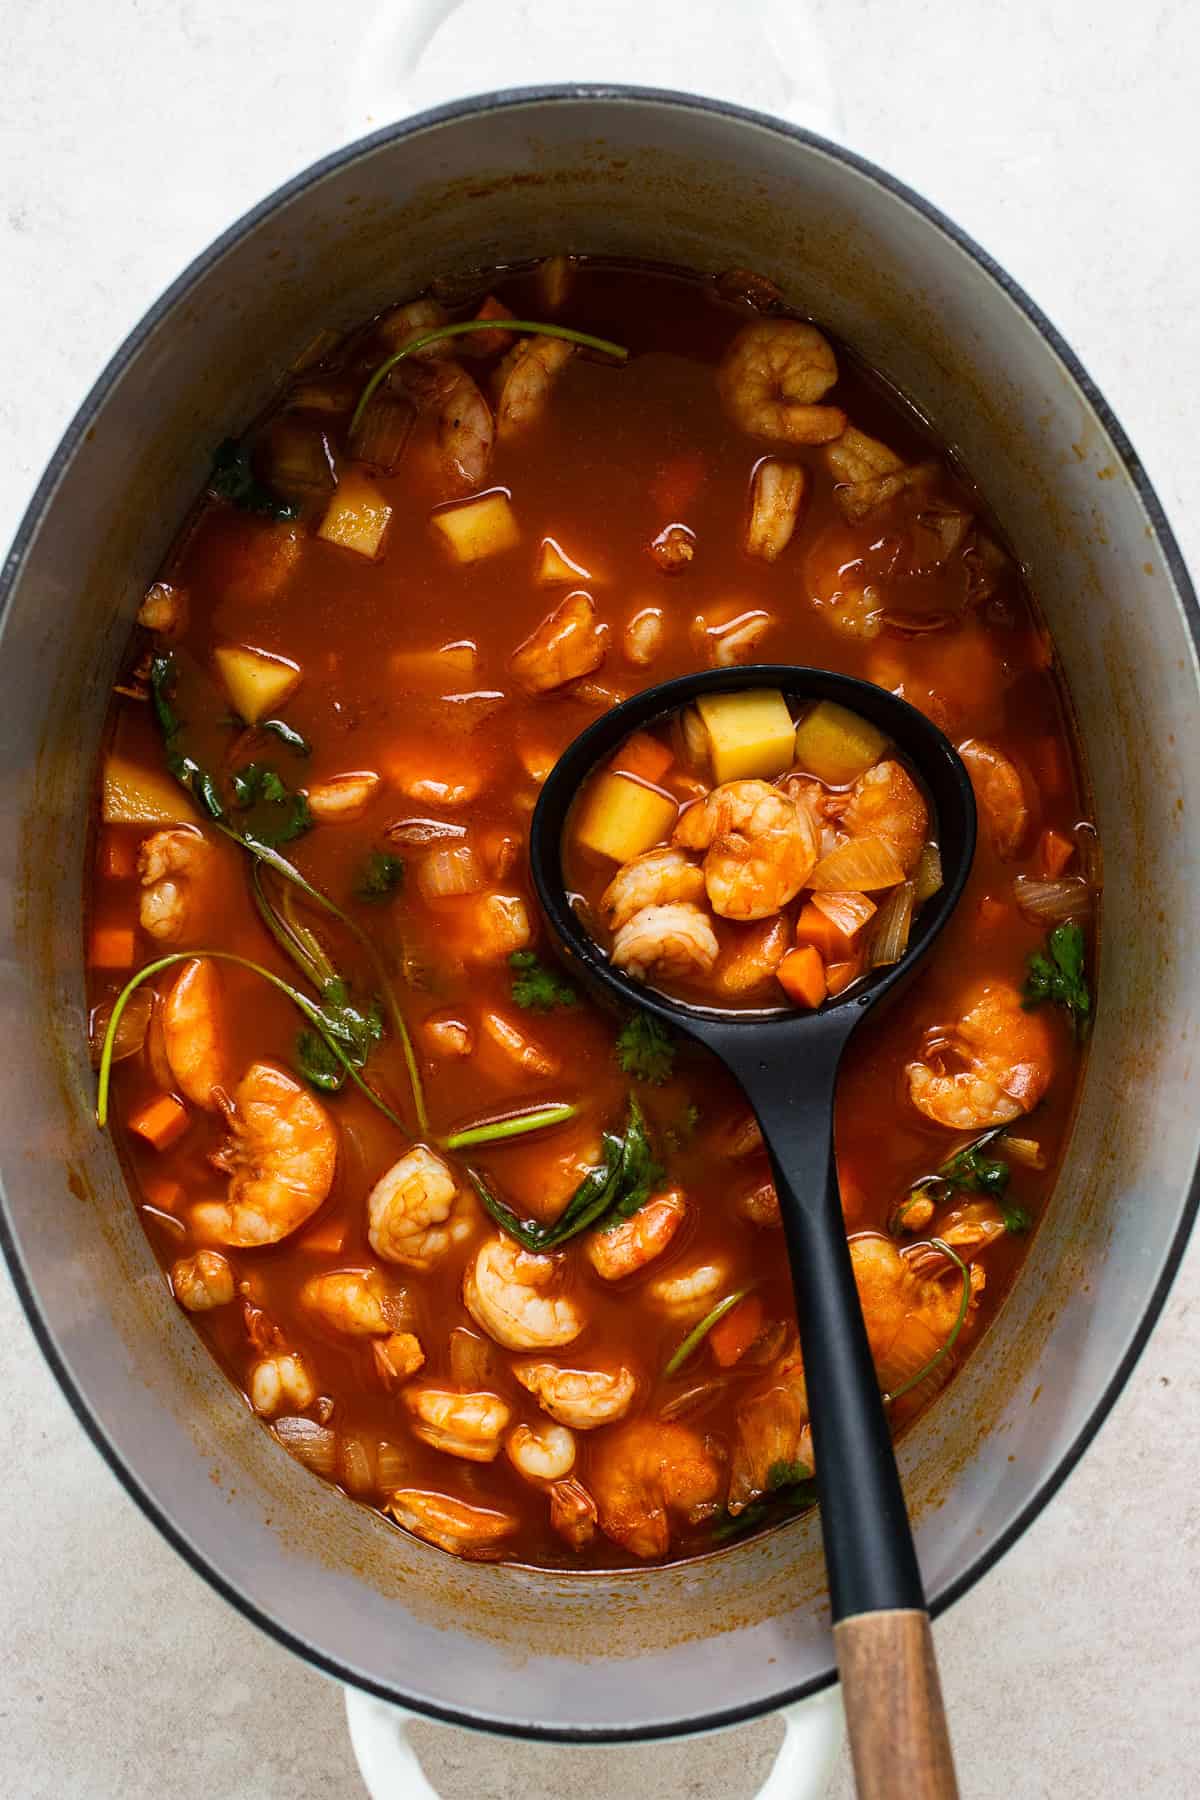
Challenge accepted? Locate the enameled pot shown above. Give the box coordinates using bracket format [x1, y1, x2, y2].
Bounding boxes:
[2, 87, 1198, 1767]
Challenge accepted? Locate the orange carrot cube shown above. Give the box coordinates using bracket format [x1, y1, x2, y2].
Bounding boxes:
[777, 945, 828, 1008]
[470, 295, 516, 356]
[709, 1294, 766, 1367]
[610, 731, 674, 786]
[825, 957, 863, 998]
[794, 901, 853, 962]
[90, 924, 136, 969]
[99, 833, 137, 880]
[1036, 828, 1075, 879]
[128, 1093, 189, 1151]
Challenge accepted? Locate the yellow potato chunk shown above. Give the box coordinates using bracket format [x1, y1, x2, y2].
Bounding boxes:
[537, 536, 592, 585]
[793, 701, 888, 786]
[574, 773, 677, 863]
[214, 644, 302, 723]
[431, 492, 520, 564]
[317, 471, 393, 559]
[101, 756, 195, 825]
[695, 688, 796, 784]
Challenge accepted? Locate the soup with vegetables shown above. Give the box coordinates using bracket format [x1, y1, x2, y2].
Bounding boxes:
[87, 260, 1096, 1568]
[566, 690, 942, 1009]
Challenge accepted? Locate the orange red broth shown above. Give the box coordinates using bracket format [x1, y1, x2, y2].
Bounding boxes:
[86, 261, 1093, 1570]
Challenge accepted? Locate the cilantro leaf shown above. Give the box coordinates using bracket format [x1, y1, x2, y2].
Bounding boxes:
[615, 1011, 675, 1085]
[257, 716, 310, 757]
[354, 851, 405, 901]
[208, 437, 299, 521]
[1023, 921, 1091, 1036]
[295, 1028, 346, 1092]
[1001, 1203, 1031, 1234]
[508, 950, 577, 1012]
[939, 1136, 1010, 1199]
[229, 761, 312, 846]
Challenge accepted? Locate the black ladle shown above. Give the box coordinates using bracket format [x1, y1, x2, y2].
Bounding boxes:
[530, 666, 974, 1800]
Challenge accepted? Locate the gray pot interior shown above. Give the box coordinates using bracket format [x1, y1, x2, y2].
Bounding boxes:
[2, 89, 1197, 1737]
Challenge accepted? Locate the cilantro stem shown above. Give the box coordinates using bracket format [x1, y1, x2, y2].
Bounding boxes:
[440, 1102, 577, 1151]
[885, 1239, 971, 1403]
[663, 1286, 755, 1378]
[95, 951, 409, 1136]
[350, 319, 629, 437]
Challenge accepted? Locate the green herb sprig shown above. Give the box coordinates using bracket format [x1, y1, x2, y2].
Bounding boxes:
[1023, 921, 1091, 1037]
[466, 1096, 657, 1251]
[354, 851, 405, 901]
[508, 950, 577, 1012]
[663, 1286, 754, 1378]
[615, 1011, 676, 1085]
[351, 319, 629, 439]
[208, 437, 299, 521]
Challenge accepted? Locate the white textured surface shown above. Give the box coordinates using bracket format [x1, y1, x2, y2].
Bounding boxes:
[3, 2, 1199, 1795]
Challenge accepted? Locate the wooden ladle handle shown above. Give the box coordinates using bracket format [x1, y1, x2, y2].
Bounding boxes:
[834, 1609, 959, 1799]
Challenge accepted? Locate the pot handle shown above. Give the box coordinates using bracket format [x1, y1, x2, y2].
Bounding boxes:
[345, 0, 841, 144]
[345, 1685, 844, 1799]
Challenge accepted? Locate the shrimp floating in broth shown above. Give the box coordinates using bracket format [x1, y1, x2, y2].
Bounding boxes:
[87, 258, 1095, 1570]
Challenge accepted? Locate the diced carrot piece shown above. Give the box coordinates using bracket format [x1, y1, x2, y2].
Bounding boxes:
[794, 901, 853, 962]
[825, 957, 863, 998]
[650, 450, 706, 518]
[709, 1294, 766, 1368]
[99, 833, 137, 880]
[610, 731, 674, 786]
[299, 1217, 347, 1254]
[143, 1178, 185, 1213]
[777, 945, 828, 1008]
[90, 924, 137, 969]
[128, 1093, 189, 1151]
[470, 295, 516, 356]
[1036, 828, 1075, 879]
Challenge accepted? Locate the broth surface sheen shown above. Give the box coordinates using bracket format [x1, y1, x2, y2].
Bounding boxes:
[86, 261, 1096, 1570]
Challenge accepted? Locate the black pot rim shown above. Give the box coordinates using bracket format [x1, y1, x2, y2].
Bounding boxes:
[3, 82, 1198, 1745]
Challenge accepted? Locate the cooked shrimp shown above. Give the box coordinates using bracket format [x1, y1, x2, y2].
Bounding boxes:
[137, 828, 209, 943]
[611, 902, 719, 983]
[386, 1489, 518, 1558]
[513, 1361, 638, 1429]
[728, 1346, 810, 1513]
[478, 1009, 559, 1078]
[249, 1351, 316, 1417]
[838, 462, 936, 526]
[842, 759, 929, 875]
[373, 1331, 426, 1385]
[674, 780, 819, 920]
[367, 1146, 474, 1270]
[745, 459, 806, 560]
[649, 1259, 728, 1316]
[436, 364, 494, 489]
[171, 1249, 234, 1312]
[494, 335, 574, 437]
[586, 1188, 687, 1280]
[420, 1012, 474, 1059]
[648, 524, 696, 573]
[193, 1063, 337, 1247]
[601, 847, 706, 932]
[463, 1235, 584, 1350]
[718, 320, 846, 445]
[904, 1200, 1009, 1277]
[506, 1421, 577, 1482]
[907, 983, 1054, 1129]
[300, 1268, 404, 1336]
[623, 605, 665, 665]
[549, 1477, 598, 1549]
[402, 1385, 511, 1462]
[824, 427, 903, 486]
[391, 743, 486, 808]
[306, 771, 381, 822]
[137, 580, 187, 636]
[378, 296, 449, 356]
[510, 591, 606, 693]
[694, 608, 774, 667]
[463, 893, 533, 963]
[160, 958, 229, 1109]
[591, 1419, 725, 1558]
[735, 1176, 781, 1228]
[958, 739, 1030, 859]
[851, 1234, 980, 1402]
[803, 524, 886, 640]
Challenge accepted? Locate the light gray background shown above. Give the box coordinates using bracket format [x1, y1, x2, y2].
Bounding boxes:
[2, 1, 1198, 1794]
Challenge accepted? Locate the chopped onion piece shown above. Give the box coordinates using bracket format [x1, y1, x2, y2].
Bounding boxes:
[913, 841, 943, 906]
[274, 1416, 338, 1477]
[417, 844, 483, 900]
[262, 418, 336, 495]
[89, 988, 153, 1068]
[338, 1435, 375, 1495]
[809, 836, 906, 892]
[350, 391, 415, 473]
[679, 705, 712, 772]
[1001, 1135, 1045, 1170]
[869, 880, 916, 967]
[1013, 874, 1091, 924]
[386, 817, 466, 848]
[375, 1439, 406, 1493]
[811, 889, 877, 940]
[657, 1380, 729, 1422]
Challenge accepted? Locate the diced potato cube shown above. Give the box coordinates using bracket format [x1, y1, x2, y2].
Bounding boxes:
[317, 470, 393, 559]
[431, 492, 520, 564]
[214, 644, 302, 724]
[793, 701, 888, 786]
[574, 773, 677, 863]
[695, 689, 796, 784]
[102, 756, 195, 825]
[537, 536, 592, 585]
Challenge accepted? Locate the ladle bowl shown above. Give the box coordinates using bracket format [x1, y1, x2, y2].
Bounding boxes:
[530, 665, 977, 1799]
